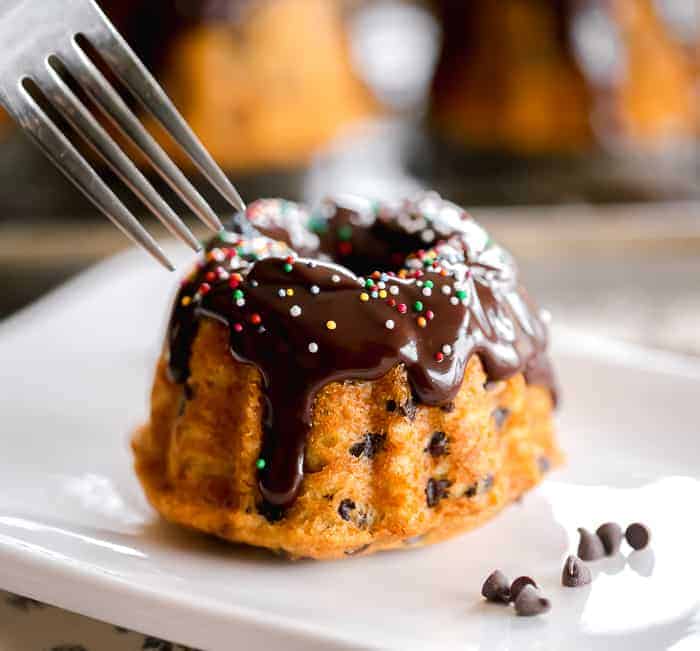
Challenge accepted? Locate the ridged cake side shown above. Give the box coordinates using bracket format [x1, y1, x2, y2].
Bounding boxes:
[133, 318, 560, 560]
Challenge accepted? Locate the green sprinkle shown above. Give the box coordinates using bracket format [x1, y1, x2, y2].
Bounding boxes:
[423, 259, 433, 268]
[424, 280, 434, 289]
[413, 300, 424, 312]
[284, 263, 293, 273]
[337, 224, 353, 241]
[256, 458, 266, 470]
[233, 289, 244, 300]
[308, 216, 328, 234]
[456, 289, 467, 300]
[365, 279, 375, 289]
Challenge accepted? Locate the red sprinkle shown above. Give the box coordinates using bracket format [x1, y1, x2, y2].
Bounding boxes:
[233, 323, 243, 332]
[386, 298, 397, 308]
[435, 352, 444, 363]
[229, 278, 240, 289]
[250, 313, 262, 325]
[285, 255, 295, 264]
[426, 310, 435, 320]
[338, 241, 353, 256]
[199, 283, 211, 295]
[205, 271, 216, 282]
[397, 303, 407, 314]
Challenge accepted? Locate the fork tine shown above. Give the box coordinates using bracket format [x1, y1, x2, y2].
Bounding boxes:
[16, 78, 174, 271]
[66, 39, 224, 233]
[38, 57, 201, 253]
[85, 7, 246, 213]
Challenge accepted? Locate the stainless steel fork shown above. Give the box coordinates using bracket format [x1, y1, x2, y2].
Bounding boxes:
[0, 0, 245, 270]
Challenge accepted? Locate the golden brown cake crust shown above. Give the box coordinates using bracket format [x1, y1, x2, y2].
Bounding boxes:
[133, 318, 561, 560]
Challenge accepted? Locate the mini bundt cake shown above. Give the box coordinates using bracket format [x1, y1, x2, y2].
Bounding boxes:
[430, 0, 698, 153]
[133, 193, 561, 559]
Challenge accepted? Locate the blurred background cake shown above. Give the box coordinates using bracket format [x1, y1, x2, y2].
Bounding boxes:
[430, 0, 698, 155]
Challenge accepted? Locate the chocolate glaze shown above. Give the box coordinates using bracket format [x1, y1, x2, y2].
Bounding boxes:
[167, 193, 555, 510]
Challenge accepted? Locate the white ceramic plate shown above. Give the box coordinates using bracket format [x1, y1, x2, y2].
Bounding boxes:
[1, 249, 699, 651]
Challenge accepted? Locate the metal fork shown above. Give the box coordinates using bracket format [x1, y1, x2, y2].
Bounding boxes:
[0, 0, 245, 270]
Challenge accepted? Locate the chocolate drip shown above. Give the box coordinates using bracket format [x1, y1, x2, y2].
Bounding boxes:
[168, 194, 555, 509]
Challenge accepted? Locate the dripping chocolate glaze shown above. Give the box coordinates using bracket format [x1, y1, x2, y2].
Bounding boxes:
[168, 193, 556, 509]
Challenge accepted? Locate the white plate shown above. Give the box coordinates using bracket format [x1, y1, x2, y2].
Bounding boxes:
[1, 249, 699, 651]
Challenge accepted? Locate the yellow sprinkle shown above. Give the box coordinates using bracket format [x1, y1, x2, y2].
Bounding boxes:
[181, 296, 192, 306]
[360, 292, 369, 302]
[417, 316, 427, 328]
[326, 320, 337, 330]
[379, 290, 388, 299]
[286, 288, 294, 296]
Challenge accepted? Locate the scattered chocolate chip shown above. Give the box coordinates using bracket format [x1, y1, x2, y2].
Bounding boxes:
[184, 383, 195, 400]
[596, 522, 623, 555]
[425, 431, 449, 457]
[257, 501, 285, 523]
[349, 433, 386, 459]
[344, 544, 370, 556]
[464, 483, 478, 498]
[440, 401, 455, 413]
[625, 523, 651, 550]
[561, 555, 592, 587]
[338, 499, 356, 521]
[510, 576, 537, 601]
[426, 478, 451, 507]
[385, 399, 397, 412]
[399, 398, 417, 421]
[322, 493, 334, 501]
[537, 456, 551, 473]
[577, 527, 606, 561]
[492, 407, 510, 429]
[481, 570, 511, 603]
[514, 585, 551, 617]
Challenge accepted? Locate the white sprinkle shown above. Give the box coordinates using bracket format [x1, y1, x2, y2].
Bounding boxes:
[442, 344, 453, 355]
[308, 342, 319, 353]
[416, 280, 423, 287]
[449, 296, 459, 306]
[290, 305, 302, 317]
[461, 298, 469, 306]
[218, 271, 230, 281]
[331, 274, 341, 283]
[278, 289, 286, 298]
[421, 229, 435, 243]
[441, 285, 452, 295]
[385, 319, 395, 330]
[371, 291, 379, 299]
[250, 280, 259, 288]
[258, 326, 266, 333]
[389, 285, 399, 296]
[422, 287, 432, 297]
[310, 285, 320, 295]
[236, 298, 246, 307]
[377, 281, 386, 290]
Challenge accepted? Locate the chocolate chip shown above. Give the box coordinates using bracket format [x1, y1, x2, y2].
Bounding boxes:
[538, 456, 551, 473]
[596, 522, 623, 555]
[344, 544, 370, 556]
[561, 555, 592, 587]
[399, 398, 417, 421]
[184, 383, 195, 400]
[425, 478, 451, 507]
[425, 431, 449, 457]
[492, 407, 510, 429]
[349, 433, 386, 459]
[514, 585, 551, 617]
[177, 396, 186, 416]
[464, 483, 478, 498]
[625, 523, 651, 550]
[440, 401, 455, 413]
[510, 576, 537, 601]
[257, 501, 285, 523]
[338, 499, 356, 521]
[577, 527, 606, 561]
[481, 570, 511, 603]
[386, 399, 397, 412]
